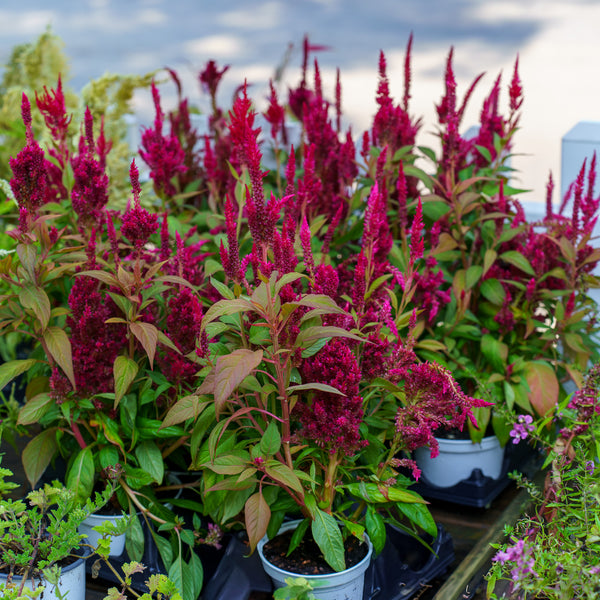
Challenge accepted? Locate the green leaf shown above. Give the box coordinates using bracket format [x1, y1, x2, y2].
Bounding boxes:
[480, 278, 505, 305]
[77, 269, 119, 287]
[483, 249, 497, 276]
[245, 491, 271, 553]
[22, 428, 58, 488]
[203, 298, 254, 328]
[344, 482, 425, 504]
[0, 359, 37, 391]
[397, 502, 437, 537]
[287, 518, 310, 556]
[499, 251, 535, 276]
[214, 349, 263, 416]
[161, 396, 207, 429]
[264, 462, 304, 495]
[210, 276, 236, 299]
[130, 321, 158, 369]
[311, 509, 345, 572]
[66, 447, 94, 501]
[19, 284, 51, 330]
[481, 334, 509, 373]
[113, 355, 138, 408]
[365, 505, 386, 555]
[293, 294, 348, 317]
[260, 421, 281, 456]
[286, 382, 345, 396]
[16, 243, 37, 279]
[17, 392, 52, 425]
[208, 455, 248, 475]
[421, 199, 451, 222]
[98, 446, 120, 470]
[295, 326, 363, 348]
[465, 265, 483, 289]
[43, 326, 76, 389]
[125, 514, 145, 562]
[134, 441, 164, 484]
[301, 336, 331, 358]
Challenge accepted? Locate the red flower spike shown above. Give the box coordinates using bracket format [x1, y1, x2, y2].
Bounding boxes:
[199, 60, 230, 100]
[264, 80, 285, 141]
[300, 215, 315, 278]
[21, 93, 33, 143]
[84, 107, 94, 151]
[509, 55, 523, 113]
[403, 33, 414, 112]
[409, 198, 424, 264]
[130, 159, 141, 205]
[545, 172, 554, 220]
[35, 75, 71, 145]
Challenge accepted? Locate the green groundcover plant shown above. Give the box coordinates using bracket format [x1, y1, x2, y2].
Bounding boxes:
[486, 364, 600, 599]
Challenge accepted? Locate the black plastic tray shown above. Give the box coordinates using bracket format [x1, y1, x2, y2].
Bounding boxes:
[364, 524, 454, 600]
[411, 439, 543, 508]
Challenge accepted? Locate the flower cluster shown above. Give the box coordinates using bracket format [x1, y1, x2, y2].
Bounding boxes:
[492, 537, 537, 589]
[296, 338, 366, 455]
[509, 414, 535, 443]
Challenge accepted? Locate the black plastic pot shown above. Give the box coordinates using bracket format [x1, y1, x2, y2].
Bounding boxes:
[364, 524, 454, 600]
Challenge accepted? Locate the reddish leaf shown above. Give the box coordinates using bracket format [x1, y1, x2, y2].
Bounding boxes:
[245, 491, 271, 553]
[43, 326, 76, 389]
[524, 361, 558, 417]
[19, 284, 51, 330]
[0, 359, 37, 391]
[17, 392, 53, 425]
[214, 349, 263, 416]
[161, 396, 208, 429]
[130, 321, 158, 369]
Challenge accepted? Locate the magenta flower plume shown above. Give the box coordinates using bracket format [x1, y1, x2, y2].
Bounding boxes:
[403, 32, 413, 112]
[409, 197, 424, 264]
[296, 338, 366, 455]
[300, 215, 315, 278]
[199, 60, 230, 100]
[393, 362, 492, 457]
[545, 172, 554, 220]
[139, 81, 187, 197]
[121, 159, 158, 250]
[371, 43, 420, 163]
[220, 195, 242, 282]
[70, 110, 109, 229]
[509, 55, 523, 113]
[571, 160, 586, 241]
[264, 80, 285, 142]
[10, 94, 49, 229]
[35, 75, 71, 146]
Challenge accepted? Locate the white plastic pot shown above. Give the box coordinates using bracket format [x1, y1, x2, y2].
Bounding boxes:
[257, 520, 373, 600]
[0, 555, 86, 600]
[79, 512, 126, 557]
[414, 435, 504, 488]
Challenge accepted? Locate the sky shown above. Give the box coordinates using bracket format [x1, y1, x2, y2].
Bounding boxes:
[1, 0, 600, 205]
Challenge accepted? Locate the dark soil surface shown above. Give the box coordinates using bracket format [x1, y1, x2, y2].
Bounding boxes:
[262, 528, 368, 576]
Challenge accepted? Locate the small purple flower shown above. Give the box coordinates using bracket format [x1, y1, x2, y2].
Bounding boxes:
[509, 414, 535, 444]
[492, 538, 538, 588]
[585, 460, 595, 475]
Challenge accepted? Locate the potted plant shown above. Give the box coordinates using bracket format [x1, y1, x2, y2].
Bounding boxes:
[486, 363, 600, 599]
[0, 82, 204, 599]
[358, 45, 600, 493]
[0, 459, 124, 600]
[152, 55, 489, 597]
